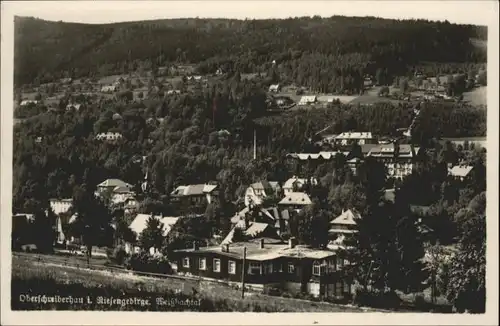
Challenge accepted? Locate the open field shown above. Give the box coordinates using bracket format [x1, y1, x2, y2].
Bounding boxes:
[463, 86, 487, 107]
[12, 254, 376, 312]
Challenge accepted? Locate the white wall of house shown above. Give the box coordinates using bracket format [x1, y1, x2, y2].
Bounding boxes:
[50, 199, 72, 215]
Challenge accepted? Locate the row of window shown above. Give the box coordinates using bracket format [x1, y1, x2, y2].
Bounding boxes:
[183, 257, 236, 274]
[182, 257, 346, 276]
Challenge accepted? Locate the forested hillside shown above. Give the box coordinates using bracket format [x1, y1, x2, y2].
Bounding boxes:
[14, 16, 487, 87]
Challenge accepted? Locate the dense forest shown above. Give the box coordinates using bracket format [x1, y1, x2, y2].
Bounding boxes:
[12, 14, 488, 313]
[15, 16, 487, 88]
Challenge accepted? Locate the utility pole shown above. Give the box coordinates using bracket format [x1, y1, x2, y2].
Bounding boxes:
[241, 247, 247, 299]
[364, 260, 374, 290]
[253, 130, 257, 160]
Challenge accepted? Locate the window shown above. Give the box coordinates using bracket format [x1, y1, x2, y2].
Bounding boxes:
[213, 258, 221, 272]
[248, 262, 261, 275]
[343, 282, 350, 293]
[182, 257, 190, 268]
[198, 257, 206, 270]
[288, 263, 295, 274]
[228, 260, 236, 274]
[335, 281, 343, 297]
[328, 259, 336, 272]
[312, 262, 321, 276]
[264, 262, 273, 274]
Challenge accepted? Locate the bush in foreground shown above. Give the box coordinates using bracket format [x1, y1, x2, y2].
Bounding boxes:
[125, 252, 173, 275]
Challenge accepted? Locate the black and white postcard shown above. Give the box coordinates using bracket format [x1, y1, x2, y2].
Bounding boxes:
[1, 1, 498, 325]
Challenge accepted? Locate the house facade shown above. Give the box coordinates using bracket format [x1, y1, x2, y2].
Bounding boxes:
[298, 95, 317, 106]
[244, 181, 281, 207]
[49, 198, 73, 216]
[66, 103, 83, 111]
[230, 206, 291, 236]
[367, 144, 421, 180]
[334, 132, 376, 146]
[96, 179, 133, 196]
[268, 84, 281, 93]
[95, 132, 123, 143]
[285, 152, 350, 173]
[174, 238, 352, 298]
[448, 164, 474, 182]
[170, 183, 218, 207]
[329, 209, 360, 240]
[282, 177, 318, 194]
[127, 213, 181, 254]
[278, 192, 313, 211]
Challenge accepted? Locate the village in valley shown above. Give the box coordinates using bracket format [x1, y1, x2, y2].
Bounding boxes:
[11, 14, 488, 313]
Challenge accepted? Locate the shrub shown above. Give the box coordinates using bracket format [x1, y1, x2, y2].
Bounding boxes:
[352, 286, 401, 309]
[414, 292, 427, 309]
[106, 246, 128, 265]
[263, 286, 283, 297]
[126, 252, 173, 275]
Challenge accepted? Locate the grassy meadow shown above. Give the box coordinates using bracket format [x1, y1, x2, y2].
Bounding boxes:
[11, 255, 370, 312]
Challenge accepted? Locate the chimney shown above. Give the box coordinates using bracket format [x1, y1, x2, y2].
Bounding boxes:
[288, 237, 296, 249]
[193, 241, 199, 251]
[259, 238, 265, 249]
[221, 244, 229, 253]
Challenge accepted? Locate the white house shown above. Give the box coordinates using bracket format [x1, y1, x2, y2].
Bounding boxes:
[278, 192, 313, 210]
[298, 95, 317, 106]
[111, 186, 136, 205]
[101, 85, 117, 93]
[448, 164, 474, 181]
[367, 144, 420, 180]
[124, 197, 139, 214]
[316, 95, 339, 104]
[334, 132, 376, 146]
[95, 132, 123, 142]
[328, 209, 360, 240]
[282, 177, 318, 194]
[96, 179, 133, 195]
[244, 181, 281, 207]
[66, 103, 82, 111]
[170, 184, 218, 205]
[49, 198, 73, 216]
[268, 84, 281, 93]
[20, 100, 39, 106]
[127, 213, 181, 254]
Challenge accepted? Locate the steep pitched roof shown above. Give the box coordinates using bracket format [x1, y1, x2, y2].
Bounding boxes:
[448, 165, 473, 178]
[97, 179, 131, 189]
[178, 239, 337, 261]
[368, 144, 420, 158]
[171, 184, 217, 196]
[330, 209, 360, 226]
[221, 221, 275, 245]
[336, 132, 373, 139]
[129, 214, 180, 237]
[279, 192, 312, 205]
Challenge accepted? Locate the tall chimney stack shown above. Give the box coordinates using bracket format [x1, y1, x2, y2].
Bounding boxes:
[259, 238, 265, 249]
[288, 237, 296, 249]
[193, 241, 199, 251]
[221, 244, 229, 253]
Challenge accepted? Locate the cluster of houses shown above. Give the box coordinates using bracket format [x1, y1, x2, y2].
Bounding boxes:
[13, 123, 479, 300]
[94, 132, 123, 143]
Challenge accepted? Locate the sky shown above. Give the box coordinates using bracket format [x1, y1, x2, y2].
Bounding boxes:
[2, 1, 498, 25]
